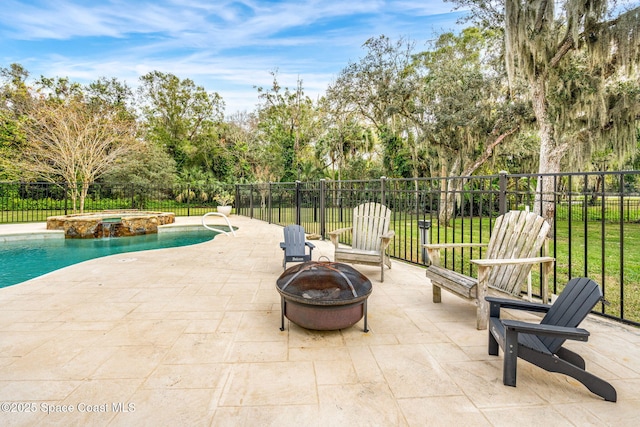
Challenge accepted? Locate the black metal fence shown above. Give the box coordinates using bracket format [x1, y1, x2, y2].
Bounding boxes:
[0, 181, 236, 223]
[1, 171, 639, 325]
[236, 172, 640, 327]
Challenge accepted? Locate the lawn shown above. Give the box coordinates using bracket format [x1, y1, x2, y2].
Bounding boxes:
[386, 215, 640, 324]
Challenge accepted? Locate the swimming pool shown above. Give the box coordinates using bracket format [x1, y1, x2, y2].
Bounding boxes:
[0, 229, 218, 289]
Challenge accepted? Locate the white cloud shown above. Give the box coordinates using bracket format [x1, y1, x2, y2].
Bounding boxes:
[2, 0, 455, 43]
[2, 0, 464, 113]
[388, 0, 459, 15]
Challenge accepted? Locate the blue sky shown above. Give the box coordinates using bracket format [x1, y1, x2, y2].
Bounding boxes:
[0, 0, 467, 114]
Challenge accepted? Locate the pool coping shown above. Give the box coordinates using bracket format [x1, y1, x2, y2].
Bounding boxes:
[0, 220, 213, 242]
[0, 225, 64, 242]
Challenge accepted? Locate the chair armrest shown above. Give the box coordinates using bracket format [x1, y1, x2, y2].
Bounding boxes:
[380, 230, 395, 249]
[471, 256, 555, 267]
[424, 242, 488, 267]
[328, 227, 352, 236]
[381, 230, 395, 240]
[279, 242, 286, 250]
[305, 241, 315, 249]
[328, 227, 352, 247]
[485, 296, 551, 314]
[475, 256, 554, 303]
[501, 319, 590, 341]
[423, 243, 488, 250]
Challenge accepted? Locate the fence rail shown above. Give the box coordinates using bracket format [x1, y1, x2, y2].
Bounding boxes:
[1, 171, 639, 326]
[236, 172, 640, 327]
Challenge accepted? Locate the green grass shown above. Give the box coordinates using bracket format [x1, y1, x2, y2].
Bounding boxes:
[402, 216, 640, 324]
[292, 207, 640, 324]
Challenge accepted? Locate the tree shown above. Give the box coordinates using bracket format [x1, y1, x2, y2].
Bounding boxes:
[0, 64, 31, 179]
[86, 76, 136, 120]
[450, 0, 640, 222]
[316, 95, 376, 182]
[19, 96, 138, 212]
[137, 71, 225, 174]
[223, 111, 260, 182]
[256, 72, 318, 182]
[409, 28, 527, 223]
[101, 142, 177, 191]
[327, 36, 419, 178]
[36, 75, 84, 100]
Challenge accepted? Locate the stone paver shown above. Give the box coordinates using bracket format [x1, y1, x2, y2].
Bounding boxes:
[0, 216, 639, 426]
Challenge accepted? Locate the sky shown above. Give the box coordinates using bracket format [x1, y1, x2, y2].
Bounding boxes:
[0, 0, 467, 115]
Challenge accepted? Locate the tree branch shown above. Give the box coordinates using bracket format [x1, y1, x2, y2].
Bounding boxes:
[550, 34, 575, 68]
[461, 125, 519, 176]
[534, 0, 549, 33]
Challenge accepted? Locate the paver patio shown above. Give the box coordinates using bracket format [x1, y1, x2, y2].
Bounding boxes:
[0, 216, 639, 426]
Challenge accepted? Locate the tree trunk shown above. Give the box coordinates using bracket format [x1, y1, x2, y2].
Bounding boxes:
[80, 181, 91, 214]
[68, 183, 79, 214]
[531, 77, 565, 232]
[438, 156, 461, 226]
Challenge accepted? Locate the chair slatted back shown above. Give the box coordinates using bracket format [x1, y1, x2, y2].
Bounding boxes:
[352, 203, 392, 252]
[283, 225, 306, 256]
[486, 210, 551, 295]
[539, 277, 603, 353]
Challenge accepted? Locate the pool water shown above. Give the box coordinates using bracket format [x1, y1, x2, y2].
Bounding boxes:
[0, 229, 218, 289]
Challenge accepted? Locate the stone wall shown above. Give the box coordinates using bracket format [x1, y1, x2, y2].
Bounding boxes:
[46, 211, 175, 238]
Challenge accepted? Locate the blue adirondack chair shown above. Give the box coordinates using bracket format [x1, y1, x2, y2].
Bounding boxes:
[280, 225, 315, 270]
[486, 277, 617, 402]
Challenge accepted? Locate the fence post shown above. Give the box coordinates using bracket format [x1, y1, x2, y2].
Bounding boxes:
[295, 181, 302, 225]
[418, 219, 431, 264]
[380, 176, 386, 206]
[268, 182, 272, 224]
[249, 184, 254, 219]
[234, 184, 239, 217]
[186, 184, 191, 216]
[320, 179, 326, 238]
[498, 171, 508, 215]
[64, 182, 69, 215]
[619, 173, 625, 320]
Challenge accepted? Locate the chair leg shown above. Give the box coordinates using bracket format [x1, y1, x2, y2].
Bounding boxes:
[432, 285, 442, 303]
[489, 330, 499, 356]
[476, 278, 488, 330]
[363, 300, 369, 333]
[503, 328, 518, 386]
[476, 303, 488, 330]
[280, 297, 286, 331]
[559, 361, 617, 402]
[520, 347, 617, 402]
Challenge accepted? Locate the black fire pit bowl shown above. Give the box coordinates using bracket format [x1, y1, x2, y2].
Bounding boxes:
[276, 261, 372, 332]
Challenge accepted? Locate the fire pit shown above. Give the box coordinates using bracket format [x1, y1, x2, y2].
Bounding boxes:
[276, 261, 372, 332]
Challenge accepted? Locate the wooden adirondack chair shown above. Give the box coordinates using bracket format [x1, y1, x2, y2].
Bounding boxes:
[328, 202, 395, 282]
[486, 277, 617, 402]
[280, 225, 315, 270]
[424, 210, 554, 329]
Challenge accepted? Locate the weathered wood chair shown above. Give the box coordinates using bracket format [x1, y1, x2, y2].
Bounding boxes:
[424, 210, 554, 329]
[329, 202, 395, 282]
[486, 277, 617, 402]
[280, 224, 315, 270]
